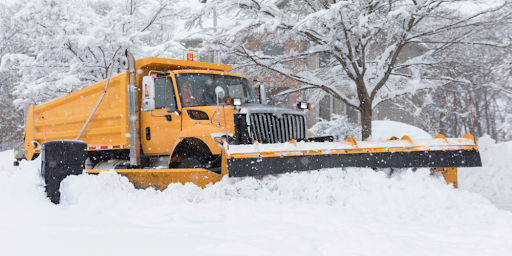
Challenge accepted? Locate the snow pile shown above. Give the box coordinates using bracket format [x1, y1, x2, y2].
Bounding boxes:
[309, 115, 360, 141]
[460, 134, 512, 204]
[1, 122, 512, 255]
[371, 120, 432, 140]
[0, 151, 45, 208]
[310, 118, 432, 141]
[62, 167, 495, 214]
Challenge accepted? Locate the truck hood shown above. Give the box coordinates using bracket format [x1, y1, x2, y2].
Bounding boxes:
[239, 104, 304, 118]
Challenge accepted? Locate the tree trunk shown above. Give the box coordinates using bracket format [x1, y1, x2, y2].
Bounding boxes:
[360, 104, 373, 141]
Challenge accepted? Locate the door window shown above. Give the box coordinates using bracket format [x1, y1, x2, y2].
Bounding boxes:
[166, 77, 178, 112]
[155, 78, 166, 109]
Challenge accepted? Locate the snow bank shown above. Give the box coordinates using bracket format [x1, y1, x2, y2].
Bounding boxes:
[459, 134, 512, 204]
[1, 148, 512, 255]
[310, 118, 432, 141]
[371, 120, 432, 140]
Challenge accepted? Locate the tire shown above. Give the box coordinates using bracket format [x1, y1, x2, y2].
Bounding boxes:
[178, 156, 207, 168]
[171, 138, 214, 169]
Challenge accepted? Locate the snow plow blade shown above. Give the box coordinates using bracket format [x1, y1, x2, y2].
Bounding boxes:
[82, 134, 479, 193]
[225, 134, 481, 177]
[86, 168, 223, 190]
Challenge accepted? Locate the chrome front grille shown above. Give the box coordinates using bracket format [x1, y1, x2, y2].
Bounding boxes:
[249, 113, 307, 143]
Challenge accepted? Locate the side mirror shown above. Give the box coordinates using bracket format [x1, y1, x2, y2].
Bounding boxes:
[142, 76, 155, 111]
[215, 86, 225, 99]
[259, 84, 267, 105]
[143, 99, 155, 111]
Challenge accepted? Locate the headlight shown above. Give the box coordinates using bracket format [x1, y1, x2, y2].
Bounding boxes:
[233, 98, 242, 106]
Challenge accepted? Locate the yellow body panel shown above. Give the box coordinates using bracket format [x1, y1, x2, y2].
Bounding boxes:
[142, 104, 236, 158]
[180, 106, 236, 155]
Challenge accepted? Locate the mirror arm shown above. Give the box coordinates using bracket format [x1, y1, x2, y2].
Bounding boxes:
[215, 96, 221, 127]
[209, 108, 218, 125]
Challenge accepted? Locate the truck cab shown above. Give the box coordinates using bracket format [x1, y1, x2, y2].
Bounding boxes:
[140, 69, 256, 168]
[138, 66, 309, 170]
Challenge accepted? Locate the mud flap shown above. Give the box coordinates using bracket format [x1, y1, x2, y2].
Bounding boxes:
[41, 140, 87, 204]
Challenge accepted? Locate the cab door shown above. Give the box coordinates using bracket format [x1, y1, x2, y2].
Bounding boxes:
[141, 76, 181, 155]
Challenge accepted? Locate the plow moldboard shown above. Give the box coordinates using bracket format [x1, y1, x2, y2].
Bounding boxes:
[226, 150, 482, 177]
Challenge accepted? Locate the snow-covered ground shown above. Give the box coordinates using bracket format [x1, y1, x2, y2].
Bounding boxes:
[1, 121, 511, 255]
[459, 134, 512, 211]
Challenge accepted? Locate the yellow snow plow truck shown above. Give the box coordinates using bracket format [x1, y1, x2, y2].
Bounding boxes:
[14, 50, 482, 204]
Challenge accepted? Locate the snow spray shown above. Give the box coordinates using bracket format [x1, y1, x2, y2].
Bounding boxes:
[222, 105, 229, 149]
[470, 100, 475, 137]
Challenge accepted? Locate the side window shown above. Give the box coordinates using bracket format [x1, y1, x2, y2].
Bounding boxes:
[155, 78, 165, 109]
[166, 77, 177, 112]
[319, 52, 331, 68]
[260, 43, 284, 56]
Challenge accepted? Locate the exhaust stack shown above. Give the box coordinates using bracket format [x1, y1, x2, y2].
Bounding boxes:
[126, 50, 140, 166]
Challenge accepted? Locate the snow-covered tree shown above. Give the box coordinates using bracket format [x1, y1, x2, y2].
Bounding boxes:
[188, 0, 512, 140]
[393, 12, 512, 141]
[405, 49, 512, 140]
[2, 0, 185, 108]
[0, 1, 29, 150]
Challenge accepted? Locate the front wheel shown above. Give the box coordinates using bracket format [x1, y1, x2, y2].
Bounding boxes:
[178, 156, 207, 168]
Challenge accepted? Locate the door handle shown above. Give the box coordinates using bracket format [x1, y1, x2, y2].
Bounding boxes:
[165, 115, 172, 121]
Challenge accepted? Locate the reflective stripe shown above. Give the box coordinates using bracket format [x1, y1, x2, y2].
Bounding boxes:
[87, 145, 125, 150]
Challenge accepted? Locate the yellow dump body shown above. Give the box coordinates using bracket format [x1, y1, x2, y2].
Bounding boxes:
[24, 73, 130, 160]
[23, 57, 233, 161]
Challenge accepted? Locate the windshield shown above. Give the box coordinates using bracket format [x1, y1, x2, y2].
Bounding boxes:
[175, 73, 258, 107]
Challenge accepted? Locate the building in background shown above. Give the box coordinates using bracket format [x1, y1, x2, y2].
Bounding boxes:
[176, 0, 426, 131]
